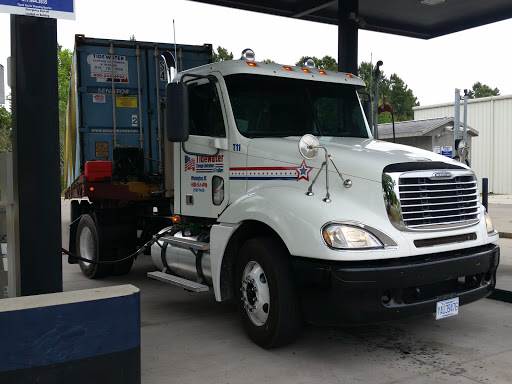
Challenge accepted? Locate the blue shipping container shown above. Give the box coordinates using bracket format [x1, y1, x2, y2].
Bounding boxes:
[64, 35, 212, 188]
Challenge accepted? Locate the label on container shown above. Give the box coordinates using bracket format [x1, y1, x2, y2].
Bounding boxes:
[159, 60, 167, 82]
[95, 142, 109, 158]
[92, 94, 106, 103]
[88, 54, 129, 83]
[91, 128, 139, 134]
[116, 97, 137, 108]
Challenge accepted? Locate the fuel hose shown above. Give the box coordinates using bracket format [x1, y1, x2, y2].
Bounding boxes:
[61, 226, 174, 265]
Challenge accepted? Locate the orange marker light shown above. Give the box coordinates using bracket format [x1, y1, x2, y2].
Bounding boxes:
[246, 62, 258, 67]
[283, 66, 293, 71]
[323, 230, 332, 246]
[318, 70, 327, 75]
[89, 186, 95, 192]
[172, 215, 181, 224]
[301, 68, 311, 73]
[346, 74, 354, 78]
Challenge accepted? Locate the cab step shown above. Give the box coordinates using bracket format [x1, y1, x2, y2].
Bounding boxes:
[160, 236, 210, 251]
[147, 271, 209, 292]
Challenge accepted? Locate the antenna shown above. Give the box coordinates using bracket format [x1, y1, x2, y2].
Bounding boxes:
[173, 19, 178, 72]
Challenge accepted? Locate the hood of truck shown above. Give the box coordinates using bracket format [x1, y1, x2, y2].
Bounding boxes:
[220, 135, 492, 263]
[247, 136, 467, 182]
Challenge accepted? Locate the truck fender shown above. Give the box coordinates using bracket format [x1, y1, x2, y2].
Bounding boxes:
[211, 188, 326, 301]
[218, 188, 324, 257]
[210, 223, 240, 302]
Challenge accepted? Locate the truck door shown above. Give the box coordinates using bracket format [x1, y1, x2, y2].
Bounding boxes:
[179, 78, 230, 218]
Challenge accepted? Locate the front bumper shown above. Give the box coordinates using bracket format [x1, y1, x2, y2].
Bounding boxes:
[292, 244, 500, 326]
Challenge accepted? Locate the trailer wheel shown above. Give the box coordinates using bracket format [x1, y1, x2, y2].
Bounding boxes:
[235, 237, 302, 348]
[76, 214, 112, 279]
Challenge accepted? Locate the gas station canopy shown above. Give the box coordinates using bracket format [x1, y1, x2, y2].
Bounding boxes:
[189, 0, 512, 39]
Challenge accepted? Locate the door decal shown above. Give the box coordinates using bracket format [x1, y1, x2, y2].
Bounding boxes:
[229, 160, 312, 181]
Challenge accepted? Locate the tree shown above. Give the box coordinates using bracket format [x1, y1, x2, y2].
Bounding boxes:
[386, 74, 418, 121]
[0, 100, 12, 152]
[129, 34, 136, 41]
[358, 61, 390, 123]
[0, 102, 11, 131]
[57, 45, 73, 178]
[295, 55, 338, 71]
[358, 61, 418, 123]
[358, 61, 389, 102]
[467, 82, 500, 99]
[212, 46, 233, 62]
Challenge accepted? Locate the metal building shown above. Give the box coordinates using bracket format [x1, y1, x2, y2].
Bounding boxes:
[378, 117, 478, 157]
[413, 95, 512, 194]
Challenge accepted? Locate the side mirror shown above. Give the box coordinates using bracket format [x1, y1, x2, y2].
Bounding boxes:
[298, 134, 320, 159]
[165, 82, 189, 142]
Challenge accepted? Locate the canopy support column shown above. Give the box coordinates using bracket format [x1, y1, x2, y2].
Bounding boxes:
[337, 0, 359, 75]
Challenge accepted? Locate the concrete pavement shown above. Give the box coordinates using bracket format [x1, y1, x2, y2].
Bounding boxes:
[487, 195, 512, 238]
[58, 199, 512, 384]
[61, 238, 512, 384]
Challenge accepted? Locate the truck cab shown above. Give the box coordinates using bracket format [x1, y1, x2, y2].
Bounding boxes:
[154, 53, 499, 347]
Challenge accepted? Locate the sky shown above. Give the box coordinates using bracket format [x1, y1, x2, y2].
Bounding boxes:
[1, 0, 511, 107]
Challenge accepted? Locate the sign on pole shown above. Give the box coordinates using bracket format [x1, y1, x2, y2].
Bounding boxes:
[0, 0, 75, 20]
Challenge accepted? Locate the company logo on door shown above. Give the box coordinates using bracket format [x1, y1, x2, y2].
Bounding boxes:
[185, 155, 224, 173]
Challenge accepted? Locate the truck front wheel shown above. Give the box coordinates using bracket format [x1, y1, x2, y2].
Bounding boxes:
[236, 237, 302, 348]
[76, 214, 112, 278]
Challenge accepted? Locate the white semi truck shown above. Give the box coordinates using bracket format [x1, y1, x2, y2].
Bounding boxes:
[66, 39, 500, 348]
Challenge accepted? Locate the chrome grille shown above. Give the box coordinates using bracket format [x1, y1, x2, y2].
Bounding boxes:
[397, 171, 479, 230]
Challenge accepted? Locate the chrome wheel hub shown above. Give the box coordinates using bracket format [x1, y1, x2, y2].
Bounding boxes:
[241, 261, 270, 326]
[79, 227, 94, 267]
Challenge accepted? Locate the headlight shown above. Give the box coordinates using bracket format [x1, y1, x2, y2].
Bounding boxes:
[322, 224, 383, 249]
[485, 212, 497, 236]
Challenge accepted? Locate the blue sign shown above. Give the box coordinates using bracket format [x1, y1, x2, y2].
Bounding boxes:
[0, 0, 75, 20]
[441, 145, 453, 158]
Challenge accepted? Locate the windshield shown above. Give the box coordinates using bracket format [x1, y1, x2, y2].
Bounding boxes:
[224, 74, 369, 139]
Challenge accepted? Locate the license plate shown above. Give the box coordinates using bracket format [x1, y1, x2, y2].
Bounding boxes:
[436, 297, 459, 320]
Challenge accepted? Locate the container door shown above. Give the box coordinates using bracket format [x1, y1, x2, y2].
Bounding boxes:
[179, 78, 230, 218]
[78, 44, 149, 169]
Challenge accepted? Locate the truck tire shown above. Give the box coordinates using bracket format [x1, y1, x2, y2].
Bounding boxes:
[235, 237, 302, 348]
[76, 214, 113, 278]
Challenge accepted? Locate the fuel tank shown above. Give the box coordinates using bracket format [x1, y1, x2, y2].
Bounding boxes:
[151, 231, 212, 285]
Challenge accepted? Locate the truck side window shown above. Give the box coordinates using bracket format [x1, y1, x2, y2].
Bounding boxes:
[188, 82, 226, 137]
